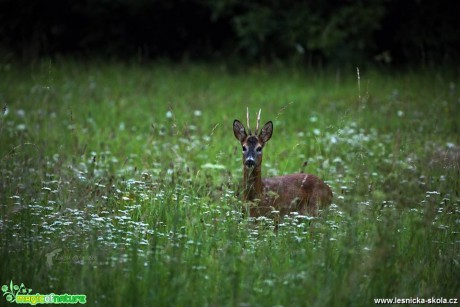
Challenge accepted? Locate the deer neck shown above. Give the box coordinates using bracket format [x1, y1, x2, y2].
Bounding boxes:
[243, 165, 263, 202]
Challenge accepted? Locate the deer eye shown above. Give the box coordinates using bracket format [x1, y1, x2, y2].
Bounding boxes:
[242, 146, 247, 152]
[256, 146, 262, 152]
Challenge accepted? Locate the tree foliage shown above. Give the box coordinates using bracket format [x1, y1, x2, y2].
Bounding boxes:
[0, 0, 458, 65]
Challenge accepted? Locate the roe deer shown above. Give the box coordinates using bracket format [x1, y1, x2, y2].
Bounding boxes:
[233, 109, 333, 217]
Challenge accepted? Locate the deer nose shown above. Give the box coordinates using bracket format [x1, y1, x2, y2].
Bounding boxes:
[245, 158, 256, 168]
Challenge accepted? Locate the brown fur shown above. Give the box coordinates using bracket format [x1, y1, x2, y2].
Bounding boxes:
[234, 118, 332, 218]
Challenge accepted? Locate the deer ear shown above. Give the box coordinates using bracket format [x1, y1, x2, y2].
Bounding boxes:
[233, 120, 247, 142]
[259, 121, 273, 143]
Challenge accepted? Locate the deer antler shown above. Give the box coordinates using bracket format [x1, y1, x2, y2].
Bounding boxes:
[246, 107, 251, 134]
[255, 109, 261, 135]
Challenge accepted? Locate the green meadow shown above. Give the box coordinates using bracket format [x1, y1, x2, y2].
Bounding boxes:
[0, 60, 459, 306]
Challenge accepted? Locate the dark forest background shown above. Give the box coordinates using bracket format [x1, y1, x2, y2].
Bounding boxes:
[1, 0, 459, 66]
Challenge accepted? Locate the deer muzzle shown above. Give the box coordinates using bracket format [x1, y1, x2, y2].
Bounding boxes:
[245, 157, 256, 168]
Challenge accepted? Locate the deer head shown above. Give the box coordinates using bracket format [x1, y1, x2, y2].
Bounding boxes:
[233, 109, 273, 169]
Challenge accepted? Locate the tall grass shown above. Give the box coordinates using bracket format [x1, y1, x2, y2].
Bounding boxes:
[0, 60, 459, 306]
